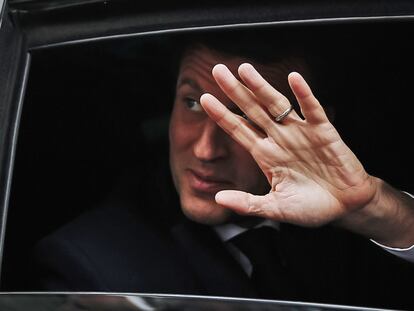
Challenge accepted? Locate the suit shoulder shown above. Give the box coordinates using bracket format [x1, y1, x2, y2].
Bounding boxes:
[31, 204, 187, 291]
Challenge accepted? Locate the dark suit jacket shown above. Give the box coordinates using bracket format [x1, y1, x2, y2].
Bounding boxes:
[31, 202, 414, 310]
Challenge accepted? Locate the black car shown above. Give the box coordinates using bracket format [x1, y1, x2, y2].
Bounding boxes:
[0, 1, 413, 310]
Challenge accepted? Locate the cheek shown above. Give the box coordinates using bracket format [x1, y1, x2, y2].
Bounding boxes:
[169, 109, 200, 171]
[231, 144, 269, 193]
[169, 108, 188, 152]
[169, 111, 189, 194]
[170, 107, 205, 155]
[170, 120, 194, 154]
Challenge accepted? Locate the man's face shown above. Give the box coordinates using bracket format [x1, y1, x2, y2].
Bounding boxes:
[169, 46, 269, 225]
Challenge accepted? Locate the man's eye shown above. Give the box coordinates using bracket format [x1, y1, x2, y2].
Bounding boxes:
[184, 97, 203, 112]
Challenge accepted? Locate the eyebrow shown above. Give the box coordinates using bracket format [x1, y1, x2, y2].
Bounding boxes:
[176, 78, 202, 93]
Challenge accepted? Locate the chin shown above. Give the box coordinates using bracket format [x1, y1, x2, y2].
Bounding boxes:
[180, 196, 233, 225]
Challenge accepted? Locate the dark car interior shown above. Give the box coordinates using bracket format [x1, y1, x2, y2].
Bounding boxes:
[1, 18, 414, 294]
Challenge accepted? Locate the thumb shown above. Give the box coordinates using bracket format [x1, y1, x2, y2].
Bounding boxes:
[215, 190, 275, 219]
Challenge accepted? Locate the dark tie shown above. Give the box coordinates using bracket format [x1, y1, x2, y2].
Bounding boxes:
[230, 226, 289, 300]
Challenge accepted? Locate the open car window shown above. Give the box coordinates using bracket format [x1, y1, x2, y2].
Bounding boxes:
[0, 2, 414, 311]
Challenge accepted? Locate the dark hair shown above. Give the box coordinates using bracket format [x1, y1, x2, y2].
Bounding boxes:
[175, 27, 310, 63]
[171, 27, 315, 85]
[171, 28, 315, 112]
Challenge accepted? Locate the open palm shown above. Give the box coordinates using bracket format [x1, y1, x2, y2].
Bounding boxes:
[200, 64, 377, 227]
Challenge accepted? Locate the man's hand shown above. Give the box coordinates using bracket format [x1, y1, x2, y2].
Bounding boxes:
[200, 63, 414, 247]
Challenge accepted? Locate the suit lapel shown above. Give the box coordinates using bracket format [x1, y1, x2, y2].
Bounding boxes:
[171, 219, 257, 298]
[277, 223, 355, 303]
[170, 219, 347, 301]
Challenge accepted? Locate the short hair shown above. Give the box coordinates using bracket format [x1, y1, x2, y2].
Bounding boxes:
[172, 28, 315, 111]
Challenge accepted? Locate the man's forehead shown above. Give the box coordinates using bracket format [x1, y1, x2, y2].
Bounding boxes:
[178, 44, 299, 92]
[179, 45, 245, 77]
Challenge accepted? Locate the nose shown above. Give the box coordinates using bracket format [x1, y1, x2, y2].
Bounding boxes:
[193, 119, 229, 162]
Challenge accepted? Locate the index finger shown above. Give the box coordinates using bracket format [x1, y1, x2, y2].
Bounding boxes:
[200, 93, 264, 152]
[211, 64, 275, 132]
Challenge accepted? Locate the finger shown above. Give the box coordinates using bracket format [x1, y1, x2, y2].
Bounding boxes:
[200, 93, 264, 151]
[238, 63, 301, 123]
[215, 190, 282, 220]
[288, 72, 329, 124]
[211, 64, 275, 131]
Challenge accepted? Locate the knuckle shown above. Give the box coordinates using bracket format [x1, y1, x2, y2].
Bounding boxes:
[227, 79, 242, 95]
[246, 194, 262, 215]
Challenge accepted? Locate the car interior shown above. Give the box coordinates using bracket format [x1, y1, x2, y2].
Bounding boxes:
[0, 19, 413, 293]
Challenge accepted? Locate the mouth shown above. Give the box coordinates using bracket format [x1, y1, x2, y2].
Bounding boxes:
[187, 169, 233, 194]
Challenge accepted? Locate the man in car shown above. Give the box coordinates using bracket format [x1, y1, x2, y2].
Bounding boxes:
[32, 38, 414, 310]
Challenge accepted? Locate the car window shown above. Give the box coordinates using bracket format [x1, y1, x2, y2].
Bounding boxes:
[1, 21, 413, 310]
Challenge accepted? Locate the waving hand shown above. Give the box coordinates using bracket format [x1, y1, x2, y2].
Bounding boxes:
[200, 64, 378, 228]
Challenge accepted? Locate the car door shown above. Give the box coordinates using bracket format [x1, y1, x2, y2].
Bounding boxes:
[0, 1, 29, 279]
[0, 2, 414, 310]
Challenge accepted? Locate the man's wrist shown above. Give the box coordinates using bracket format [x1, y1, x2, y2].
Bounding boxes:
[370, 186, 414, 248]
[338, 178, 414, 248]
